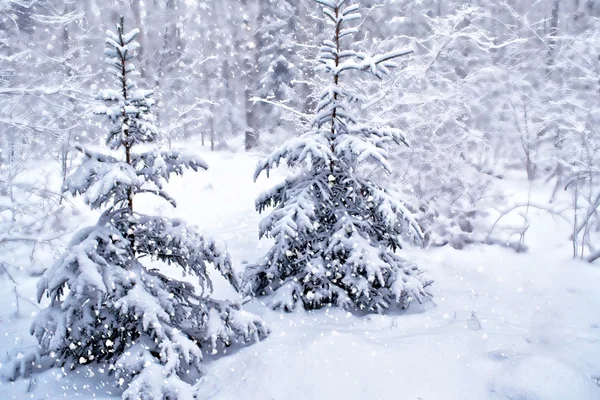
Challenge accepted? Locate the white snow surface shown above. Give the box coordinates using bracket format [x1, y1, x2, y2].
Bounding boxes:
[1, 141, 599, 399]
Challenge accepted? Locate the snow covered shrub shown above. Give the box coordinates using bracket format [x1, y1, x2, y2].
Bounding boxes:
[3, 18, 267, 399]
[547, 19, 600, 263]
[243, 0, 432, 313]
[0, 168, 67, 306]
[376, 6, 512, 249]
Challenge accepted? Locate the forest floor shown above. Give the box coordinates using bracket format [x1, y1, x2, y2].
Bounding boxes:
[1, 140, 599, 400]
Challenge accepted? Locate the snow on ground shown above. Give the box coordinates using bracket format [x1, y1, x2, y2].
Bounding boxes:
[1, 142, 599, 399]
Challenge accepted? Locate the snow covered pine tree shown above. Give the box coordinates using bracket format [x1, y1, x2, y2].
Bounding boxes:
[243, 0, 432, 313]
[4, 17, 267, 399]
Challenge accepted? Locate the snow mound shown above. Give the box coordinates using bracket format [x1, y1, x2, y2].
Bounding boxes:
[491, 355, 600, 400]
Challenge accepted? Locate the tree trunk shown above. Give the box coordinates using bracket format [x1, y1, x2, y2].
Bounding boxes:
[203, 62, 211, 148]
[547, 0, 560, 68]
[117, 17, 134, 213]
[241, 0, 259, 150]
[59, 0, 76, 202]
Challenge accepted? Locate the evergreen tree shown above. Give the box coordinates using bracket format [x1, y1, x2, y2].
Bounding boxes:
[254, 0, 301, 127]
[5, 17, 267, 399]
[243, 0, 431, 313]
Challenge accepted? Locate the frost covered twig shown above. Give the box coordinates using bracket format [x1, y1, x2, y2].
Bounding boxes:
[249, 97, 312, 122]
[486, 203, 570, 243]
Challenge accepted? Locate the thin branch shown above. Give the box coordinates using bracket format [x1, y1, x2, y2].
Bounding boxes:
[249, 97, 312, 122]
[587, 250, 600, 264]
[486, 203, 570, 241]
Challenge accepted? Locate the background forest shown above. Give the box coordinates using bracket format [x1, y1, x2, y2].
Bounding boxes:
[1, 0, 600, 399]
[2, 0, 600, 259]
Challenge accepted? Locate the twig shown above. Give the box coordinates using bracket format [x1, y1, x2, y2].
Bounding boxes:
[249, 97, 312, 122]
[486, 203, 569, 241]
[587, 250, 600, 264]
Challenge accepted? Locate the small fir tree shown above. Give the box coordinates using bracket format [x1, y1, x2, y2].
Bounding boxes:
[244, 0, 432, 313]
[5, 17, 267, 399]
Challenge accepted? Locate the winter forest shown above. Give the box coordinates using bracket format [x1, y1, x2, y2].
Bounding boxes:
[0, 0, 600, 398]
